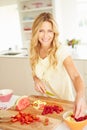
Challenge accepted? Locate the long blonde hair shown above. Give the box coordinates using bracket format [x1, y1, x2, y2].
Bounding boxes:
[30, 12, 60, 74]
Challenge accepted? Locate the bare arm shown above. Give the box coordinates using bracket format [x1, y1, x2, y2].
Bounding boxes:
[63, 56, 85, 97]
[63, 56, 86, 118]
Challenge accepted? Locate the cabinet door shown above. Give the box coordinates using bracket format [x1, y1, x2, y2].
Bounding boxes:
[74, 60, 87, 99]
[84, 61, 87, 100]
[84, 61, 87, 87]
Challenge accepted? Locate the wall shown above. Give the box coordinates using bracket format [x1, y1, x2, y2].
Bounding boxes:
[55, 0, 78, 43]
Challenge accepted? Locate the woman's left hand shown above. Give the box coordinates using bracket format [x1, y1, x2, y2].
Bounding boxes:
[74, 96, 87, 119]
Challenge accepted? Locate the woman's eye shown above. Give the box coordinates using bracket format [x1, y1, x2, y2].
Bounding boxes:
[39, 30, 43, 32]
[39, 30, 53, 33]
[48, 30, 53, 33]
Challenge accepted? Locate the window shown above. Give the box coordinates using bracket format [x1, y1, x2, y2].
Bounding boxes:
[77, 0, 87, 44]
[0, 4, 22, 51]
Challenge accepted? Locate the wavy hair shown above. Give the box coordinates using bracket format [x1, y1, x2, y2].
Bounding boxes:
[30, 12, 60, 74]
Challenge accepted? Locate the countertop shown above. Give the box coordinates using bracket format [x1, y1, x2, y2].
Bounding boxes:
[0, 45, 87, 60]
[0, 95, 87, 130]
[68, 45, 87, 60]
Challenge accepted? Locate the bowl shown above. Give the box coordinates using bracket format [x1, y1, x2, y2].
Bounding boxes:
[63, 110, 87, 130]
[0, 89, 13, 102]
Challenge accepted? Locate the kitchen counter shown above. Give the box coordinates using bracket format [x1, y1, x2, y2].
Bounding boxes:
[0, 49, 28, 57]
[0, 53, 87, 60]
[0, 45, 87, 60]
[68, 45, 87, 60]
[0, 95, 87, 130]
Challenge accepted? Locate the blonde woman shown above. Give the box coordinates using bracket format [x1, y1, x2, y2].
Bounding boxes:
[30, 12, 86, 118]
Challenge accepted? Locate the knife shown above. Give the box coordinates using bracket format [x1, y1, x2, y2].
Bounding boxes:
[46, 91, 54, 96]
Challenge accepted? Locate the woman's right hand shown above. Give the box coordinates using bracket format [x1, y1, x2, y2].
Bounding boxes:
[33, 76, 46, 94]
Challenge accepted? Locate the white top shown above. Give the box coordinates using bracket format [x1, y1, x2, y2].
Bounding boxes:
[35, 45, 75, 101]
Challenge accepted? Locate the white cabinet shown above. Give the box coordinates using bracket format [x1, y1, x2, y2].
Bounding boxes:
[74, 59, 87, 100]
[74, 59, 87, 87]
[18, 0, 54, 48]
[0, 57, 37, 95]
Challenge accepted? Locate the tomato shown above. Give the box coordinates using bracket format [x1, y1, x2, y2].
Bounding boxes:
[11, 111, 40, 124]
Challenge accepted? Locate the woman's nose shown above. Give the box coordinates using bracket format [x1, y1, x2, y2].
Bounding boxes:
[44, 31, 49, 38]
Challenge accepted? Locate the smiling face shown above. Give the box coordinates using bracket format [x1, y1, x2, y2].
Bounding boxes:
[38, 21, 54, 48]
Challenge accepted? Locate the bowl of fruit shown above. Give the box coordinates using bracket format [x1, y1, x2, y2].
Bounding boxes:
[63, 110, 87, 130]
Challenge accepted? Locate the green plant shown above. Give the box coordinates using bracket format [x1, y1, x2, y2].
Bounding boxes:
[67, 39, 80, 48]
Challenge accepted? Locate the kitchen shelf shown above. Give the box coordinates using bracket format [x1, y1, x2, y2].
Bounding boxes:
[20, 6, 53, 13]
[18, 0, 54, 49]
[21, 20, 34, 23]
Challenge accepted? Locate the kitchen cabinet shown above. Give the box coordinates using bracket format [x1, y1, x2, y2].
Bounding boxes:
[18, 0, 54, 48]
[74, 59, 87, 100]
[0, 56, 37, 96]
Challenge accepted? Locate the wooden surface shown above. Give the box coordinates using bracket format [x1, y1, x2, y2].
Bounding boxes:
[0, 116, 62, 130]
[0, 95, 74, 130]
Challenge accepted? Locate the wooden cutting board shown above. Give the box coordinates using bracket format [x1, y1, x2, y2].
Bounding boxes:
[0, 115, 62, 130]
[0, 95, 74, 130]
[28, 95, 74, 119]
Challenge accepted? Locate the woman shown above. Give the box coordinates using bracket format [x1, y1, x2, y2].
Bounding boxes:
[30, 12, 86, 118]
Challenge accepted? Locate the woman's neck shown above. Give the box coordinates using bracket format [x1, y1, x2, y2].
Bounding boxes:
[41, 45, 50, 51]
[39, 47, 49, 59]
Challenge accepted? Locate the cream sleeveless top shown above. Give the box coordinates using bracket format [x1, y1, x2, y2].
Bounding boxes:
[35, 45, 75, 101]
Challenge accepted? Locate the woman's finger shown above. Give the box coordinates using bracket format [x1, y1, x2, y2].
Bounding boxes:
[74, 98, 86, 118]
[35, 85, 45, 93]
[74, 105, 81, 118]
